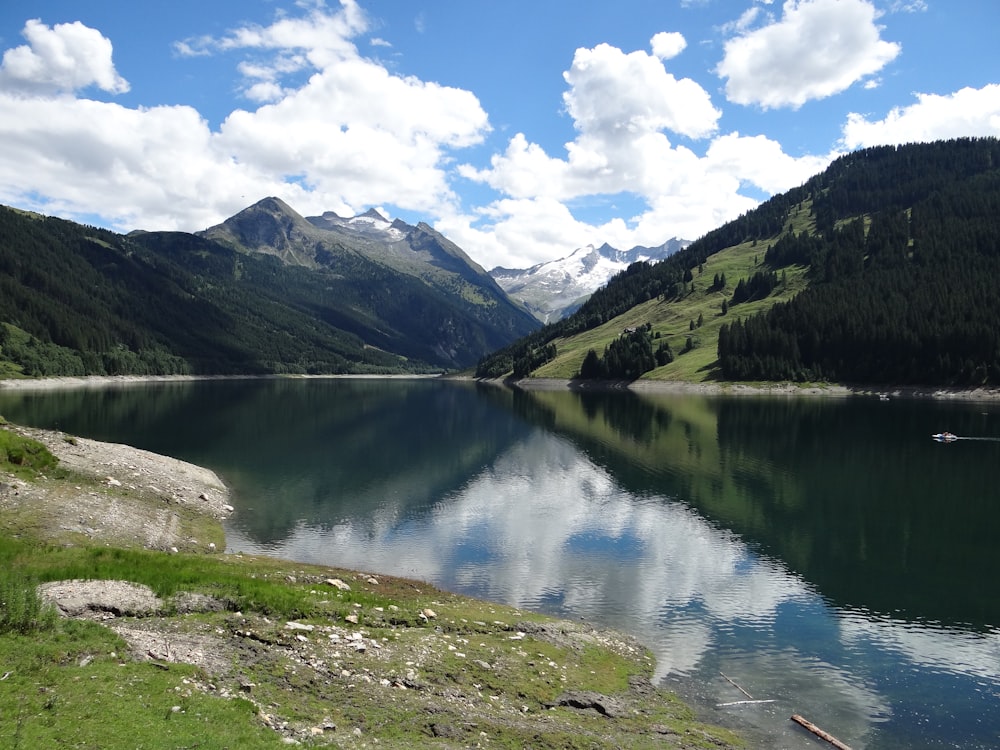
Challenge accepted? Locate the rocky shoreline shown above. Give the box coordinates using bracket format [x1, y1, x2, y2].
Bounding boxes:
[1, 423, 232, 552]
[4, 372, 1000, 402]
[496, 376, 1000, 401]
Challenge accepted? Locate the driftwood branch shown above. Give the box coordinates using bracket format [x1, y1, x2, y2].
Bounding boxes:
[719, 671, 754, 700]
[791, 714, 853, 750]
[715, 699, 777, 707]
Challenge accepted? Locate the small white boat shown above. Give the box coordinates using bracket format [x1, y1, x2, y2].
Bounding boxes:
[932, 432, 957, 442]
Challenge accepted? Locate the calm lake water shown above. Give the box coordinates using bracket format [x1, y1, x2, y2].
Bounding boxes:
[2, 377, 999, 749]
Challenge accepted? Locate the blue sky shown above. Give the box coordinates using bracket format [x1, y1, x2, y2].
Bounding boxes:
[0, 0, 998, 269]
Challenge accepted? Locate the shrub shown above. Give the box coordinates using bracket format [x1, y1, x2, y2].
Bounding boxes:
[0, 570, 58, 634]
[0, 428, 58, 476]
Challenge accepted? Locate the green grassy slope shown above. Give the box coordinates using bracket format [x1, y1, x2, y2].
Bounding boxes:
[532, 230, 812, 382]
[478, 137, 1000, 386]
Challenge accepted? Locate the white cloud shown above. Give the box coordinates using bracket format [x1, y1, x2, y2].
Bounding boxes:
[716, 0, 900, 109]
[218, 56, 489, 214]
[459, 38, 725, 216]
[564, 42, 720, 141]
[437, 197, 599, 270]
[0, 3, 489, 233]
[0, 19, 129, 95]
[650, 31, 686, 61]
[889, 0, 927, 11]
[841, 85, 1000, 149]
[706, 132, 834, 194]
[456, 37, 836, 267]
[0, 95, 267, 230]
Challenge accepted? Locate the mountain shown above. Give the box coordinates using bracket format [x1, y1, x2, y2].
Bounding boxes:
[490, 239, 688, 323]
[199, 197, 538, 366]
[475, 137, 1000, 387]
[0, 199, 539, 378]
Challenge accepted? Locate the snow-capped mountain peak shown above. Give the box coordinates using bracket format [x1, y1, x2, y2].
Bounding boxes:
[490, 238, 690, 323]
[306, 208, 406, 241]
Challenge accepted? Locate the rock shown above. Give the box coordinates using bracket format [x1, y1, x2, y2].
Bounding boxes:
[170, 592, 227, 614]
[285, 621, 315, 632]
[325, 578, 351, 591]
[547, 690, 626, 718]
[38, 580, 163, 618]
[106, 477, 122, 487]
[345, 614, 359, 624]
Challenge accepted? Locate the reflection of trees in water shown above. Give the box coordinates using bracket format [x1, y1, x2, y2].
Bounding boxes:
[512, 388, 1000, 630]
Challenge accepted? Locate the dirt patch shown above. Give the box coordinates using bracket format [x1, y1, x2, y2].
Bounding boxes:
[0, 424, 231, 552]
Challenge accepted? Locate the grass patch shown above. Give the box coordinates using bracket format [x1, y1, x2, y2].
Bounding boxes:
[0, 625, 277, 749]
[0, 425, 59, 479]
[0, 569, 58, 635]
[528, 210, 814, 384]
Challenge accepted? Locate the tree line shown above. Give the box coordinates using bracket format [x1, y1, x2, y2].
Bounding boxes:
[718, 138, 1000, 385]
[477, 137, 1000, 386]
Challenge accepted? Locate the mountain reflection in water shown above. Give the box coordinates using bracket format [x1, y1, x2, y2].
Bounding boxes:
[1, 378, 998, 750]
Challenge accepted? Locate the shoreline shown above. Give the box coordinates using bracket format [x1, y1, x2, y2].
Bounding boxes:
[0, 417, 743, 747]
[477, 375, 1000, 401]
[0, 372, 441, 391]
[4, 371, 1000, 401]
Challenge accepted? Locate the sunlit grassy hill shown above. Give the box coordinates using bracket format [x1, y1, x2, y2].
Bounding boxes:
[476, 137, 1000, 387]
[531, 209, 814, 382]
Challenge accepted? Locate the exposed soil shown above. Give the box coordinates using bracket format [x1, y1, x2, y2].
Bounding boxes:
[1, 423, 231, 552]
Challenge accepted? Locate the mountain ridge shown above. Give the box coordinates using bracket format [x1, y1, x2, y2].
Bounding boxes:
[0, 197, 539, 377]
[475, 137, 1000, 387]
[490, 238, 689, 323]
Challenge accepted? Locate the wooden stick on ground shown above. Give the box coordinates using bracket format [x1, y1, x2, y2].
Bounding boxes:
[715, 699, 777, 707]
[791, 714, 853, 750]
[719, 671, 755, 700]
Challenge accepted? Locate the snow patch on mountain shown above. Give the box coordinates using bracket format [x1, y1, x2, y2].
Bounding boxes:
[491, 239, 689, 323]
[307, 208, 407, 242]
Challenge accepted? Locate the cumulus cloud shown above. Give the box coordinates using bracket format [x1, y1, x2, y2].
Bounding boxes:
[841, 85, 1000, 149]
[0, 3, 489, 232]
[457, 35, 833, 267]
[217, 56, 489, 214]
[717, 0, 900, 109]
[650, 31, 686, 61]
[0, 19, 129, 95]
[564, 42, 720, 141]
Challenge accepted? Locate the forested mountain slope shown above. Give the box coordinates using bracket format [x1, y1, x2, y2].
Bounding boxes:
[476, 138, 1000, 387]
[0, 202, 538, 377]
[200, 197, 538, 357]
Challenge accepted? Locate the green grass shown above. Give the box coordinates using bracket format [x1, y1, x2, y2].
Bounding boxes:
[0, 569, 58, 635]
[0, 624, 278, 749]
[532, 231, 811, 382]
[0, 423, 59, 479]
[0, 530, 742, 748]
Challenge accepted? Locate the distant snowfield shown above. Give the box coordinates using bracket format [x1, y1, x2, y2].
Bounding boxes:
[491, 239, 689, 322]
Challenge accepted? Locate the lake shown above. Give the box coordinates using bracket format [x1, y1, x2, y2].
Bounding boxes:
[1, 377, 998, 749]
